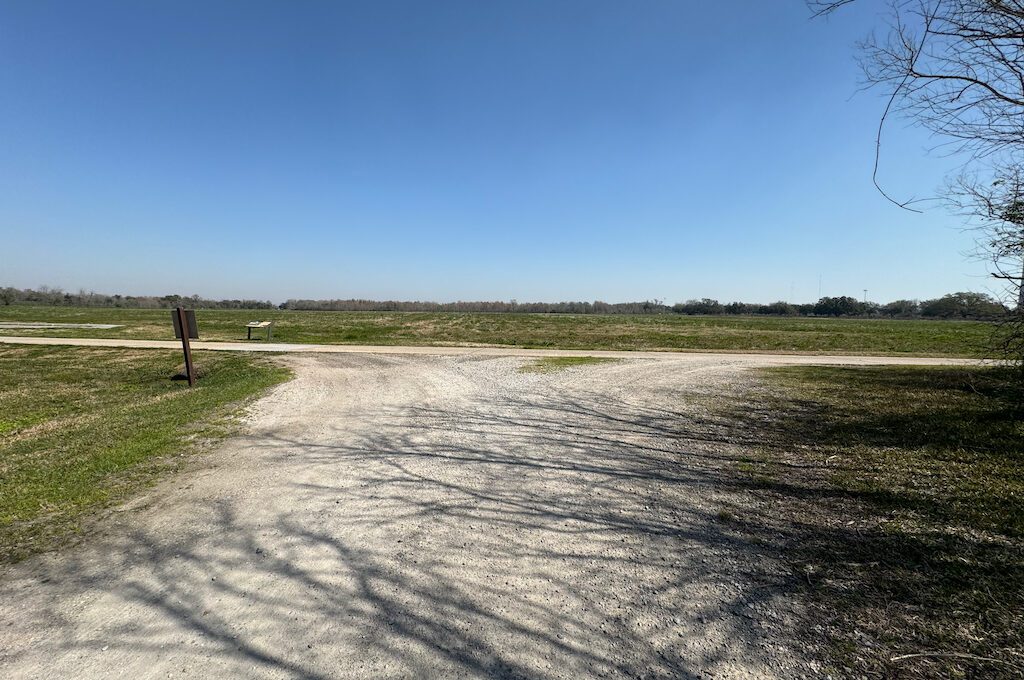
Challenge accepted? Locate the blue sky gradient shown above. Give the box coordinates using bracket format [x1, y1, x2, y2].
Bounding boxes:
[0, 1, 989, 303]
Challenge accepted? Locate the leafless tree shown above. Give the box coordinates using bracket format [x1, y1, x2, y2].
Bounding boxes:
[812, 0, 1024, 362]
[816, 1, 1024, 156]
[951, 168, 1024, 304]
[950, 168, 1024, 360]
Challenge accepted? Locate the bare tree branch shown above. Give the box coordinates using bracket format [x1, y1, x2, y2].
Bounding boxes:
[813, 0, 1024, 365]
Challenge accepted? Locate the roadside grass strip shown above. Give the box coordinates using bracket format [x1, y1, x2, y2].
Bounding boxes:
[0, 346, 290, 562]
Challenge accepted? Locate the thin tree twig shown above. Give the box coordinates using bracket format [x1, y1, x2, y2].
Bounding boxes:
[890, 651, 1024, 674]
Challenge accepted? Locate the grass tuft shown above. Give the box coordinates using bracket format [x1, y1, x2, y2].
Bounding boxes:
[518, 356, 619, 373]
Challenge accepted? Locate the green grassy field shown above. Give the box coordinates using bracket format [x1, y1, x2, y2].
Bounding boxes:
[737, 366, 1023, 678]
[0, 346, 290, 562]
[0, 305, 997, 356]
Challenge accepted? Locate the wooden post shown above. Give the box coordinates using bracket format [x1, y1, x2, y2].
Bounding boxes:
[176, 306, 196, 387]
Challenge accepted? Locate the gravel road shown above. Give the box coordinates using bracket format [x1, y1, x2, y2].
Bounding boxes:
[0, 353, 839, 678]
[0, 334, 984, 364]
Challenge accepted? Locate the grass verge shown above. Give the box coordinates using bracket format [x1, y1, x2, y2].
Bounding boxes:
[735, 366, 1023, 678]
[0, 346, 290, 563]
[518, 356, 619, 373]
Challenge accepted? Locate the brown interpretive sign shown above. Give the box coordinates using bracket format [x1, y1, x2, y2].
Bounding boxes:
[172, 307, 198, 386]
[172, 309, 198, 340]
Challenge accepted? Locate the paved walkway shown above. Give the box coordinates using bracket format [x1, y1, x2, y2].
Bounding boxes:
[0, 335, 982, 365]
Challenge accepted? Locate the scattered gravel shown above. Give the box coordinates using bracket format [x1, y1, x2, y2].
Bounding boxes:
[0, 353, 825, 678]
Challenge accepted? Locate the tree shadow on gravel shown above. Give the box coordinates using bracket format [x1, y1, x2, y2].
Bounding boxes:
[5, 380, 816, 678]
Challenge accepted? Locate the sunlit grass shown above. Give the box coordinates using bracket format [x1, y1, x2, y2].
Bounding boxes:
[0, 346, 290, 562]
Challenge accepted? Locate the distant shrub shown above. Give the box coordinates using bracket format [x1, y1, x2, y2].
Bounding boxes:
[920, 292, 1007, 319]
[814, 296, 868, 317]
[759, 301, 797, 316]
[881, 299, 920, 317]
[672, 298, 724, 315]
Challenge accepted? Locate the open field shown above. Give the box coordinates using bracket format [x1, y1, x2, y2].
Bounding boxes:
[0, 305, 997, 356]
[0, 346, 290, 562]
[734, 366, 1024, 678]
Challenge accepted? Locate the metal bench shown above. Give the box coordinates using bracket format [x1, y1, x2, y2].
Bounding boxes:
[245, 320, 274, 340]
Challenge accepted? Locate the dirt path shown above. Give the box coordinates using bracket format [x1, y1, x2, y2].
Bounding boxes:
[1, 354, 833, 678]
[0, 334, 983, 364]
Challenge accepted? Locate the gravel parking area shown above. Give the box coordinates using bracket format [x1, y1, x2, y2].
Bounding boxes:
[0, 353, 829, 678]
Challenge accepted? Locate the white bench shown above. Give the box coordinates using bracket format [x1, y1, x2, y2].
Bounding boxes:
[246, 320, 274, 340]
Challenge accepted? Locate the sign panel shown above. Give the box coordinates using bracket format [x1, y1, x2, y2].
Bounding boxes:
[172, 309, 199, 339]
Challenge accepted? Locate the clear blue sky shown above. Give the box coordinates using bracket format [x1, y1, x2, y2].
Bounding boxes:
[0, 1, 991, 304]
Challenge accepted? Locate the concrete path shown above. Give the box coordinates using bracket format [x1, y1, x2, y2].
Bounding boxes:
[0, 334, 982, 365]
[0, 353, 829, 679]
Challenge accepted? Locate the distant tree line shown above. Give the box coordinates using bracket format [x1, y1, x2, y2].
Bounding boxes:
[283, 293, 1008, 319]
[0, 286, 1009, 320]
[0, 286, 276, 310]
[280, 298, 669, 314]
[670, 292, 1008, 320]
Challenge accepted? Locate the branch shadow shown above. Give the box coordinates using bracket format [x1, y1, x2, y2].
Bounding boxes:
[6, 372, 813, 678]
[715, 366, 1024, 678]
